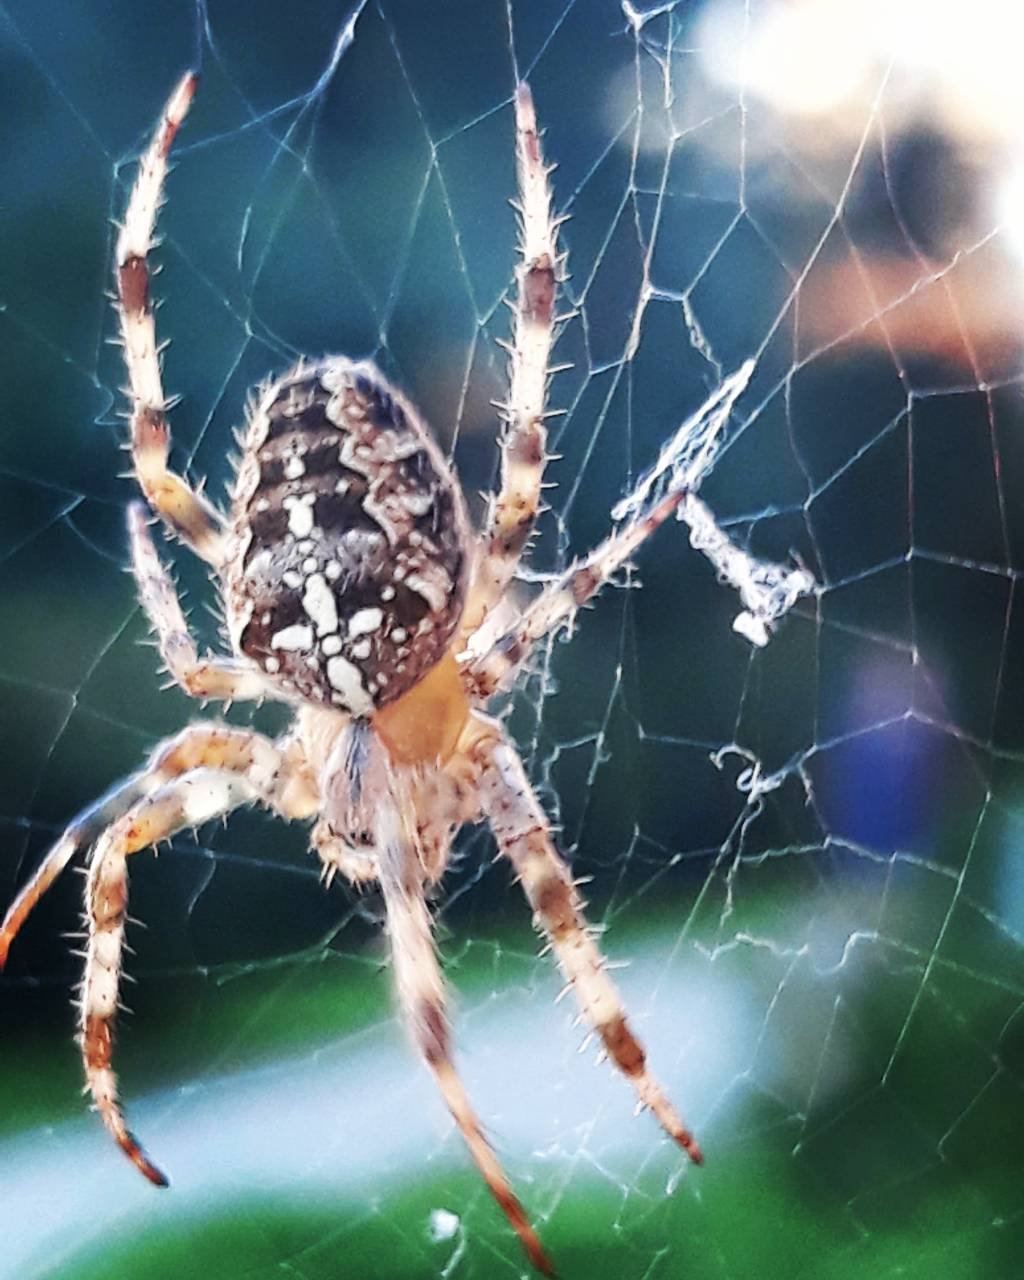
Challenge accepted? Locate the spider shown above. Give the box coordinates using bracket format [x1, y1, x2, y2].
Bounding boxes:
[0, 74, 702, 1274]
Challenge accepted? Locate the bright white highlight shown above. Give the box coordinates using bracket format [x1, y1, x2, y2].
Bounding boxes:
[182, 774, 245, 826]
[698, 0, 1024, 145]
[998, 163, 1024, 269]
[429, 1209, 461, 1242]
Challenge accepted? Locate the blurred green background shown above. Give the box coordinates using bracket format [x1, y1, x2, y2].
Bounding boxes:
[1, 1, 1022, 1277]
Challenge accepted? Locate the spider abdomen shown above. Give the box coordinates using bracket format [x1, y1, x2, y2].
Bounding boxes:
[225, 358, 470, 714]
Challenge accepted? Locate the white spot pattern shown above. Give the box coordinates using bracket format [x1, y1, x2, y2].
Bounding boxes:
[326, 654, 372, 714]
[302, 573, 338, 636]
[349, 607, 383, 637]
[271, 623, 314, 651]
[283, 493, 316, 537]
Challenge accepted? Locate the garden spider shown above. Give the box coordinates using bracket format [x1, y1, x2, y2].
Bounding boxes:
[0, 74, 703, 1274]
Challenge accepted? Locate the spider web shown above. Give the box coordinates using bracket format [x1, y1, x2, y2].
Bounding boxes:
[1, 1, 1022, 1277]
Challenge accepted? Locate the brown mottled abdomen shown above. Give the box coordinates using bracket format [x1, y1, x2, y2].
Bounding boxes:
[224, 359, 470, 715]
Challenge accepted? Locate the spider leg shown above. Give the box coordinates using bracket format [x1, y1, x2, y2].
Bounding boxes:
[1, 723, 315, 968]
[310, 824, 376, 887]
[411, 766, 467, 884]
[308, 718, 379, 887]
[116, 72, 226, 565]
[463, 84, 561, 636]
[312, 735, 465, 889]
[472, 723, 702, 1164]
[77, 728, 314, 1184]
[311, 796, 456, 889]
[82, 771, 249, 1184]
[376, 778, 554, 1276]
[461, 489, 685, 700]
[129, 503, 268, 702]
[1, 779, 150, 971]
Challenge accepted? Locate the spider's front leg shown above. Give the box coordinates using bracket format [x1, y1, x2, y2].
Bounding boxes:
[374, 770, 554, 1275]
[463, 83, 562, 636]
[116, 72, 226, 564]
[1, 724, 317, 1181]
[470, 721, 702, 1164]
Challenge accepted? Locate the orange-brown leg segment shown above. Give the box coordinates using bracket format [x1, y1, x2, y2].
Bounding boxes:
[473, 725, 702, 1164]
[374, 788, 554, 1275]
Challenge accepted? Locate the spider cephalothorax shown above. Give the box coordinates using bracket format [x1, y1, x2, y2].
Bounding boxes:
[0, 74, 702, 1275]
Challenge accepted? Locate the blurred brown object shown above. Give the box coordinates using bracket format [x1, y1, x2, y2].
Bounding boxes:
[799, 243, 1024, 379]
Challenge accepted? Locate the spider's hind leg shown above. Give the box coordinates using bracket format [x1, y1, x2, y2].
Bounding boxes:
[1, 724, 317, 1181]
[80, 763, 256, 1184]
[0, 723, 285, 968]
[2, 778, 151, 971]
[376, 773, 554, 1276]
[472, 723, 702, 1164]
